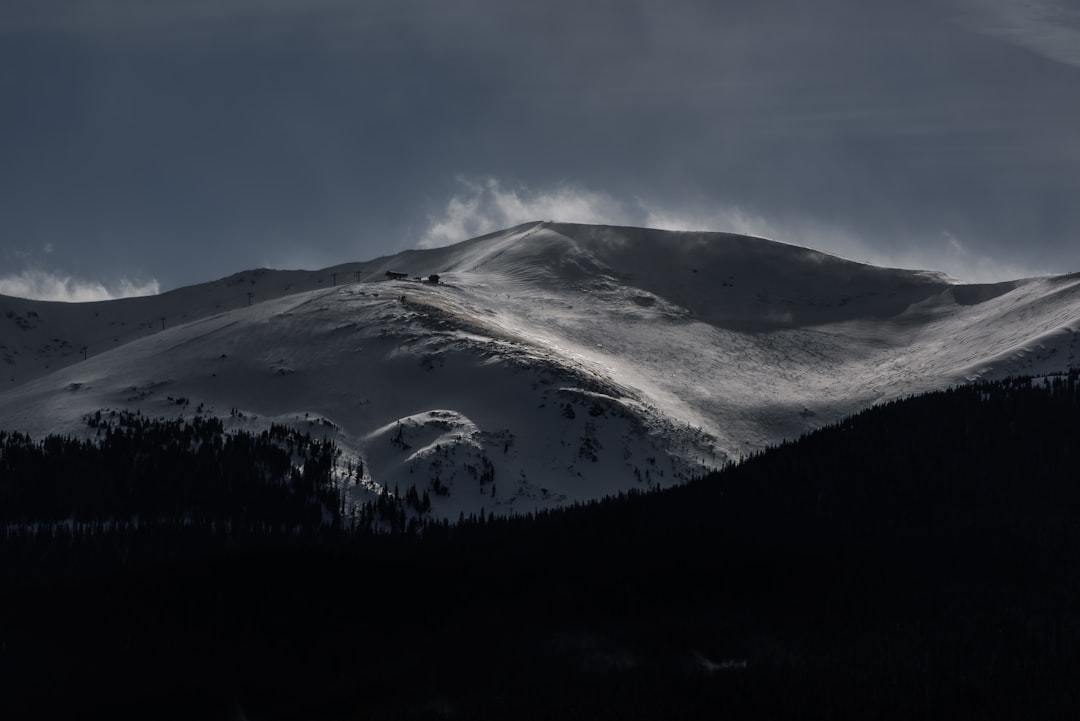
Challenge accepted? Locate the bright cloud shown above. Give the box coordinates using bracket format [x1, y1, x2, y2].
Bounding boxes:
[0, 270, 160, 302]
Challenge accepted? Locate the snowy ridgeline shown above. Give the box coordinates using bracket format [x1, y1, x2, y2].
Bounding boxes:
[1, 221, 1079, 516]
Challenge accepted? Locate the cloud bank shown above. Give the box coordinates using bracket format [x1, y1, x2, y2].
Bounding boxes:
[0, 270, 160, 302]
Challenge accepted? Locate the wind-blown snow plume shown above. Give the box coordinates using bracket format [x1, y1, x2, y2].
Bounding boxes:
[643, 206, 778, 239]
[647, 205, 1049, 282]
[420, 177, 626, 248]
[0, 269, 159, 302]
[422, 178, 1050, 282]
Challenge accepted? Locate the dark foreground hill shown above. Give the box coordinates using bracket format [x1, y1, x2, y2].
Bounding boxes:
[3, 373, 1080, 719]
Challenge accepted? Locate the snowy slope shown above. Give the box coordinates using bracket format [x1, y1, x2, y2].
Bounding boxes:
[2, 222, 1078, 518]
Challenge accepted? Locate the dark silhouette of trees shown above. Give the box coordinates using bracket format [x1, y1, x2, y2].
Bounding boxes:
[4, 373, 1080, 719]
[0, 412, 344, 579]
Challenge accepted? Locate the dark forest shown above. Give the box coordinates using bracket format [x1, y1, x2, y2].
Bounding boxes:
[3, 374, 1080, 719]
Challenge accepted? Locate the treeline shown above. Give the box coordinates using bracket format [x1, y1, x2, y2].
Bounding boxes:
[0, 411, 351, 582]
[5, 374, 1080, 575]
[0, 411, 339, 528]
[0, 409, 458, 582]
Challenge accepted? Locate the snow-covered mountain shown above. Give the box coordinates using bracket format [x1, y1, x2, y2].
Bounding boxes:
[2, 222, 1079, 518]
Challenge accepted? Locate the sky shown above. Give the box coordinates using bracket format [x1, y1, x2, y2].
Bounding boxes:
[1, 0, 1079, 301]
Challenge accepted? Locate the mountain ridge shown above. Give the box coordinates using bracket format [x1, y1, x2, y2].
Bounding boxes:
[2, 222, 1078, 517]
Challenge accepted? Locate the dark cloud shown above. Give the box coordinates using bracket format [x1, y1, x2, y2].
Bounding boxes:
[1, 0, 1078, 295]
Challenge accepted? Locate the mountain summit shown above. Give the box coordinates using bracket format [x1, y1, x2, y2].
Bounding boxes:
[2, 222, 1079, 517]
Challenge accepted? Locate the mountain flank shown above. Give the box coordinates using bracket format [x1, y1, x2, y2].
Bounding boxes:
[2, 222, 1079, 517]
